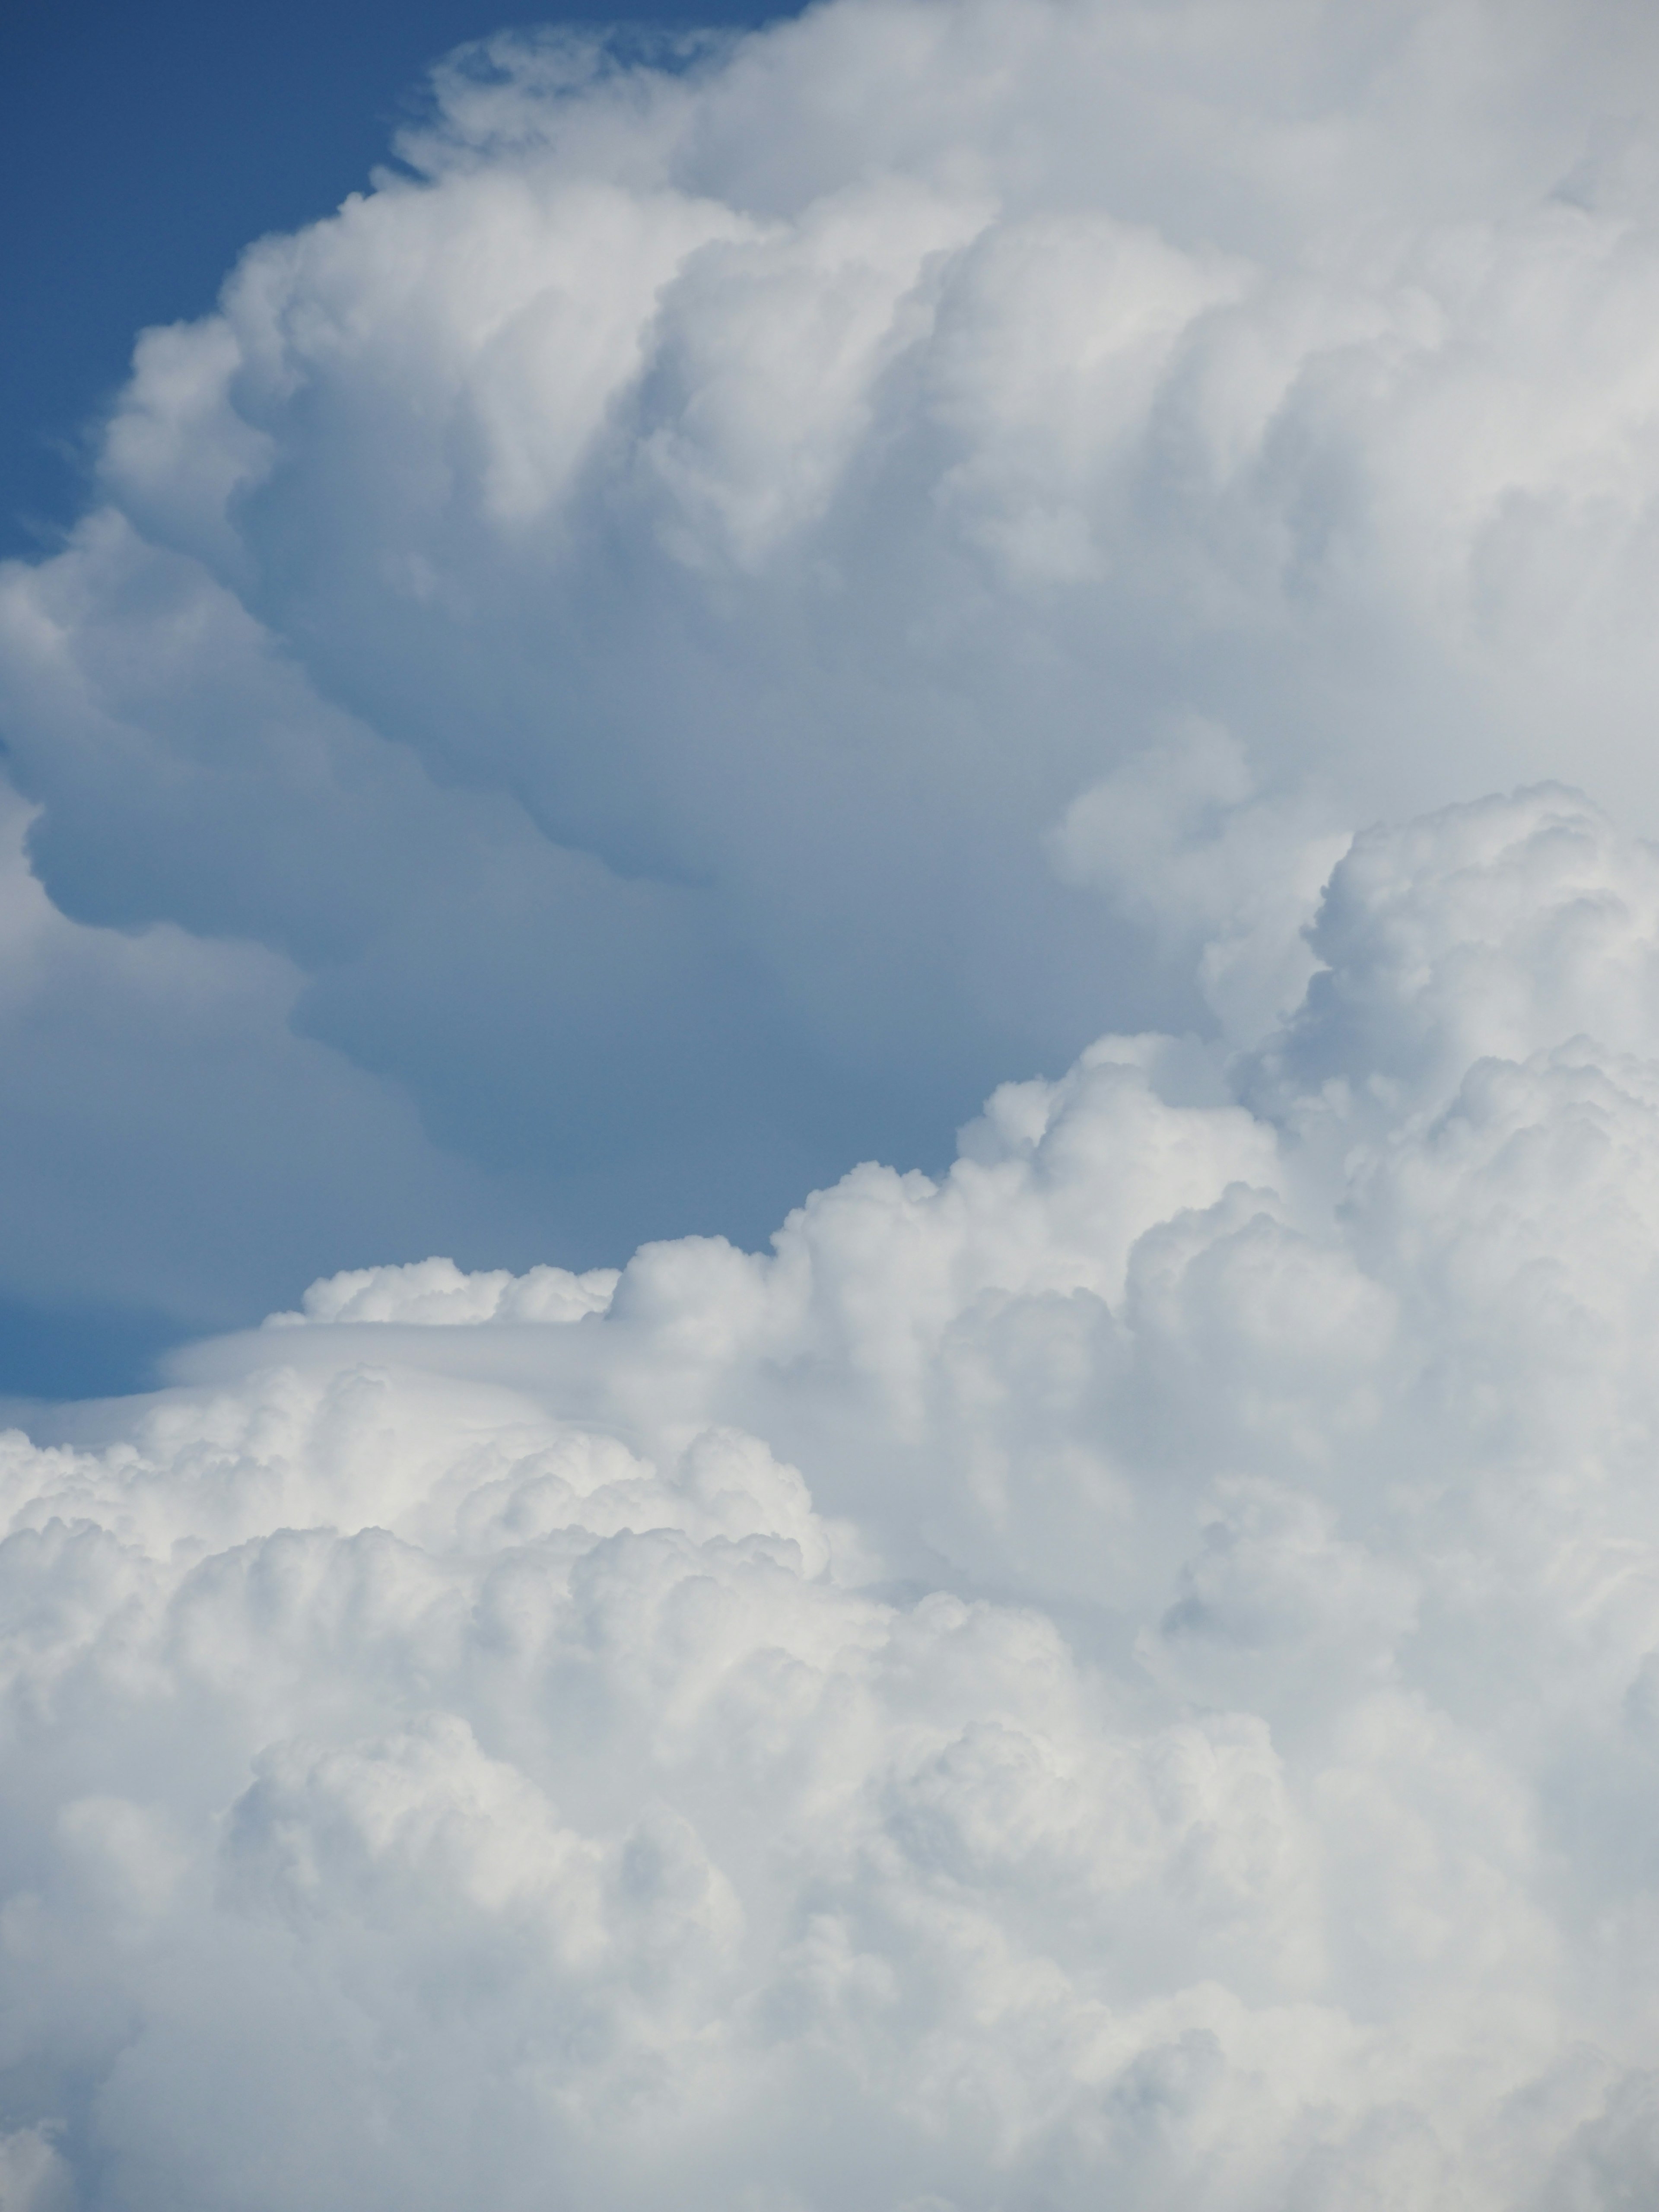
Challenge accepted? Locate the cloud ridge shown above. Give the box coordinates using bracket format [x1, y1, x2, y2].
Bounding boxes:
[11, 0, 1659, 1326]
[6, 788, 1659, 2205]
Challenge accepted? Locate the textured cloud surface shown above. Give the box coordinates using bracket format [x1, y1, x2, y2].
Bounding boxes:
[9, 786, 1659, 2207]
[9, 0, 1659, 1336]
[11, 3, 1659, 2197]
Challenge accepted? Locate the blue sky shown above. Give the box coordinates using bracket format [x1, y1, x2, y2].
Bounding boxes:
[2, 0, 790, 560]
[3, 0, 795, 1396]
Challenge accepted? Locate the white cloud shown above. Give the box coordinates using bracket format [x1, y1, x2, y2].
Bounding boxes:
[5, 786, 1659, 2204]
[10, 1, 1659, 2196]
[15, 0, 1659, 1321]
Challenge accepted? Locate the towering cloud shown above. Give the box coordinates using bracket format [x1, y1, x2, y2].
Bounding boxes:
[9, 785, 1659, 2207]
[7, 0, 1659, 1338]
[7, 2, 1659, 2196]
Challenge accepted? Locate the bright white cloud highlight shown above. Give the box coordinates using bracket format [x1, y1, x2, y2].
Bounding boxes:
[9, 787, 1659, 2206]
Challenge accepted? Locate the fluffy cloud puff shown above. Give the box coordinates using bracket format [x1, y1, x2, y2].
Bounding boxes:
[9, 0, 1659, 1333]
[6, 785, 1659, 2207]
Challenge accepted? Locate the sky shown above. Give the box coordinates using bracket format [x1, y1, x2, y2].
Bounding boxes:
[0, 0, 785, 561]
[1, 0, 792, 1394]
[10, 0, 1659, 2203]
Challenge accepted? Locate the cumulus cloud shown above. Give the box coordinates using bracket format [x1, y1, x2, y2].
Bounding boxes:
[6, 786, 1659, 2206]
[11, 4, 1659, 2196]
[11, 0, 1659, 1334]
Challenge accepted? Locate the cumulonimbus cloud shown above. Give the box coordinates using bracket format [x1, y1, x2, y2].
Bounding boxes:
[7, 785, 1659, 2208]
[7, 0, 1659, 1327]
[7, 2, 1659, 2200]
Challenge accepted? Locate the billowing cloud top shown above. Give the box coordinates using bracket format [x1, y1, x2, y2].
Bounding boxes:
[9, 785, 1659, 2206]
[8, 0, 1659, 1333]
[9, 0, 1659, 2201]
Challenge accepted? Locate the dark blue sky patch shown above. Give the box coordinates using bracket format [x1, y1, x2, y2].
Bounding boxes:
[0, 0, 792, 557]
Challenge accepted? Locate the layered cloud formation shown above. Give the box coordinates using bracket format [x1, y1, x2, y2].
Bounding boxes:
[11, 785, 1659, 2206]
[10, 0, 1659, 2199]
[8, 0, 1659, 1341]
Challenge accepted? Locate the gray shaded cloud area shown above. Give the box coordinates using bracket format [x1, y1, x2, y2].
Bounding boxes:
[11, 0, 1659, 1338]
[11, 0, 1659, 2202]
